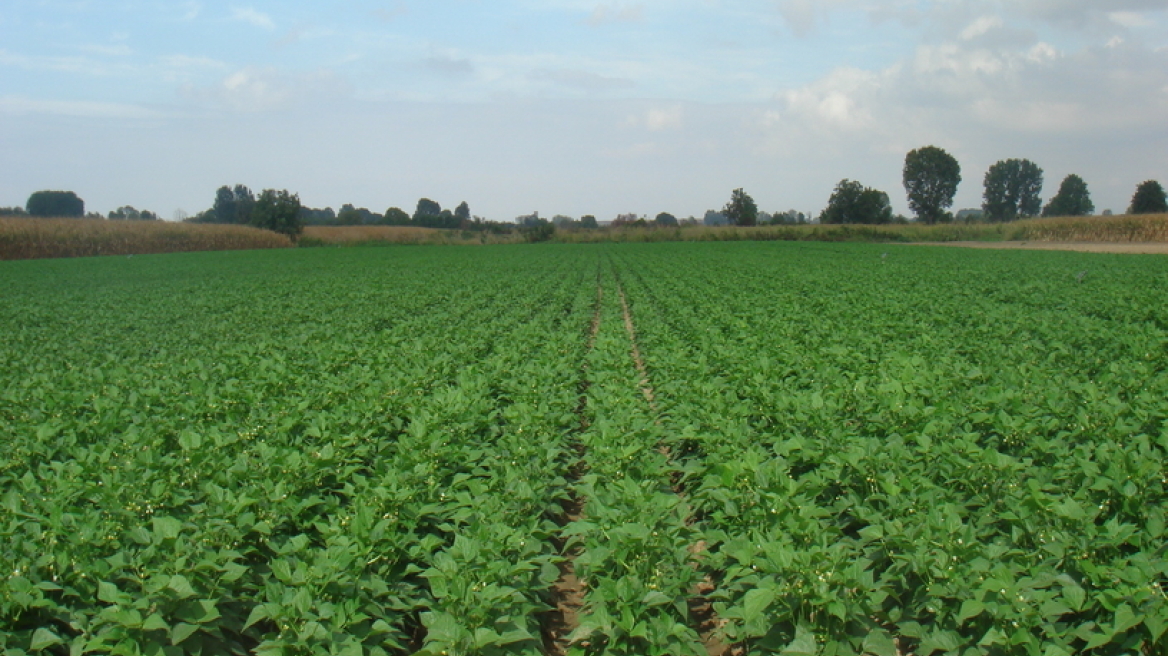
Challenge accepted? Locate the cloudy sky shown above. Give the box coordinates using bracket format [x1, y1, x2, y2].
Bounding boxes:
[1, 1, 1166, 221]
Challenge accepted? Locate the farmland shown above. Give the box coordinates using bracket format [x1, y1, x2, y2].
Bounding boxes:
[1, 242, 1166, 656]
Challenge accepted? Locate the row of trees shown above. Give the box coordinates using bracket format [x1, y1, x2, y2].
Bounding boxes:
[185, 185, 303, 238]
[899, 147, 1165, 224]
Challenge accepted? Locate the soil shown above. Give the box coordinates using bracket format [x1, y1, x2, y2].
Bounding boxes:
[910, 241, 1168, 254]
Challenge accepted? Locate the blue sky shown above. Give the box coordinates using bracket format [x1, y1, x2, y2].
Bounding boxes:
[2, 1, 1166, 221]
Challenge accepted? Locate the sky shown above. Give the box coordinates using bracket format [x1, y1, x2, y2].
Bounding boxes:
[1, 1, 1166, 222]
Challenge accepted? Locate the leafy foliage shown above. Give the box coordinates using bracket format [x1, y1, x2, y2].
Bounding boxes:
[983, 159, 1044, 221]
[2, 242, 1166, 656]
[820, 179, 893, 224]
[903, 146, 961, 224]
[251, 189, 304, 240]
[723, 189, 758, 227]
[1129, 180, 1168, 215]
[1043, 174, 1095, 217]
[26, 190, 84, 218]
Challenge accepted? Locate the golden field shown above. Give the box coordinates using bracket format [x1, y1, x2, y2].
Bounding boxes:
[2, 213, 1166, 260]
[0, 217, 292, 260]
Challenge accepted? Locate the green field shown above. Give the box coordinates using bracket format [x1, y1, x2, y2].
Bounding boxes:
[2, 242, 1166, 656]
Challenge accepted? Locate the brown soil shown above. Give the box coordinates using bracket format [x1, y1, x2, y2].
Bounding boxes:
[543, 278, 604, 656]
[911, 241, 1168, 254]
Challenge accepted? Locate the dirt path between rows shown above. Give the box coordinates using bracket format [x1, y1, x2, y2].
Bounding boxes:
[909, 241, 1168, 254]
[616, 284, 733, 656]
[543, 277, 603, 656]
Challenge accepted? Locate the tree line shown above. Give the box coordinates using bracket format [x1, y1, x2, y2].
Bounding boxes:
[4, 156, 1166, 238]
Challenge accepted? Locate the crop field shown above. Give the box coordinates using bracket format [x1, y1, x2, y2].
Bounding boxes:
[1, 242, 1166, 656]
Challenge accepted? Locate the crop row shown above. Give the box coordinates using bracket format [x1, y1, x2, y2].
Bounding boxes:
[2, 242, 1167, 656]
[1, 248, 598, 655]
[611, 242, 1168, 655]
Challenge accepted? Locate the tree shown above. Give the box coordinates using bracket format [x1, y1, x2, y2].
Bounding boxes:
[982, 159, 1043, 221]
[903, 146, 961, 224]
[1128, 180, 1168, 215]
[820, 179, 893, 224]
[723, 188, 758, 226]
[337, 204, 363, 225]
[654, 212, 678, 226]
[414, 198, 442, 223]
[26, 190, 84, 217]
[211, 184, 255, 224]
[109, 206, 158, 220]
[251, 189, 303, 240]
[454, 201, 470, 223]
[383, 207, 410, 225]
[1042, 174, 1095, 217]
[579, 215, 598, 229]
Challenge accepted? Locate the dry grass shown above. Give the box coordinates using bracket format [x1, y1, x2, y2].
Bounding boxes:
[0, 217, 292, 260]
[554, 214, 1168, 244]
[1012, 213, 1168, 242]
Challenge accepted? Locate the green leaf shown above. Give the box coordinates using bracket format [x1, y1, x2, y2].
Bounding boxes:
[142, 613, 169, 632]
[1113, 604, 1143, 634]
[152, 516, 182, 540]
[1062, 583, 1085, 611]
[167, 574, 196, 599]
[742, 587, 776, 624]
[243, 605, 269, 631]
[473, 627, 503, 649]
[641, 591, 671, 607]
[781, 624, 818, 656]
[30, 627, 64, 651]
[978, 627, 1006, 647]
[957, 599, 985, 624]
[170, 622, 199, 645]
[177, 430, 203, 451]
[861, 630, 897, 656]
[97, 581, 122, 604]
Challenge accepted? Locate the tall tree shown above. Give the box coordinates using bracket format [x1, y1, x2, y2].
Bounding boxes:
[251, 189, 303, 240]
[820, 179, 893, 224]
[454, 201, 470, 222]
[26, 190, 84, 217]
[903, 146, 961, 224]
[654, 212, 678, 226]
[723, 188, 758, 226]
[1128, 180, 1168, 215]
[414, 198, 442, 222]
[383, 207, 410, 225]
[211, 184, 255, 224]
[1042, 174, 1094, 217]
[579, 215, 598, 229]
[982, 159, 1043, 221]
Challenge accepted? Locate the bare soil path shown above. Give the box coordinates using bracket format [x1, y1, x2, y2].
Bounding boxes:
[617, 283, 732, 656]
[543, 277, 603, 655]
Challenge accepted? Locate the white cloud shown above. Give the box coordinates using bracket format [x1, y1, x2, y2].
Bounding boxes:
[587, 4, 643, 26]
[183, 67, 350, 112]
[780, 67, 880, 133]
[629, 105, 683, 131]
[1108, 11, 1153, 28]
[960, 15, 1004, 41]
[231, 7, 275, 30]
[182, 2, 202, 21]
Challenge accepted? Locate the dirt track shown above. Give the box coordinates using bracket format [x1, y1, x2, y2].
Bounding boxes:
[911, 241, 1168, 255]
